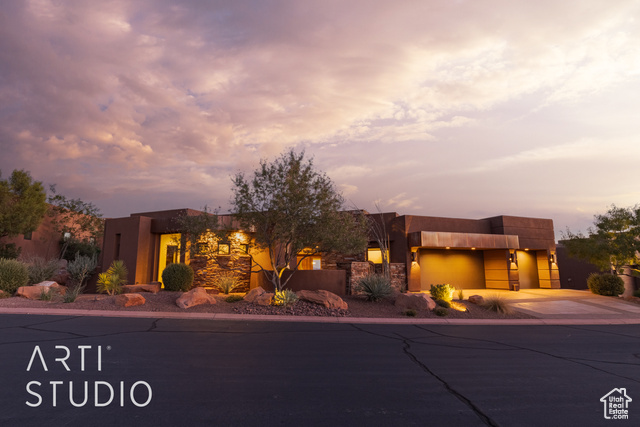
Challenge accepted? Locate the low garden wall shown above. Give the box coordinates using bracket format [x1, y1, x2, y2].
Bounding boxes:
[259, 269, 347, 295]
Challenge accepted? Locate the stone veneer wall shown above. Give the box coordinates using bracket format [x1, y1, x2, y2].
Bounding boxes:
[190, 255, 251, 292]
[348, 261, 374, 295]
[370, 263, 407, 293]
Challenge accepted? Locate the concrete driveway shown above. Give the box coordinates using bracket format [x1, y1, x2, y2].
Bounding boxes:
[451, 288, 640, 320]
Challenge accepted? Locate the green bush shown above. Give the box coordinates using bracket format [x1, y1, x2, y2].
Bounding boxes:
[97, 260, 128, 295]
[0, 243, 21, 259]
[272, 289, 299, 307]
[61, 240, 100, 261]
[357, 274, 392, 302]
[215, 273, 240, 294]
[0, 258, 29, 294]
[587, 273, 625, 296]
[26, 257, 59, 284]
[39, 288, 53, 301]
[433, 307, 449, 317]
[435, 299, 451, 308]
[457, 289, 464, 301]
[481, 296, 512, 315]
[67, 253, 98, 288]
[162, 263, 194, 292]
[430, 284, 455, 302]
[225, 294, 244, 303]
[404, 308, 417, 317]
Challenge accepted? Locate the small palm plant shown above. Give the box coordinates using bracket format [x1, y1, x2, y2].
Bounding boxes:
[97, 260, 128, 296]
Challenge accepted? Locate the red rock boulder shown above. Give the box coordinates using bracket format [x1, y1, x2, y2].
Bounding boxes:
[297, 290, 348, 310]
[394, 293, 436, 311]
[176, 287, 216, 309]
[115, 293, 146, 307]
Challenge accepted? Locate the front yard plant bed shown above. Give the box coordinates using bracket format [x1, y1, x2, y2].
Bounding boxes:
[0, 292, 536, 319]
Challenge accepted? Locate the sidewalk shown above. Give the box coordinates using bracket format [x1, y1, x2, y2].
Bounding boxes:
[1, 288, 639, 325]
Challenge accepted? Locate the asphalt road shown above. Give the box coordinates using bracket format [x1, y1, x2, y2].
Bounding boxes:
[0, 314, 638, 426]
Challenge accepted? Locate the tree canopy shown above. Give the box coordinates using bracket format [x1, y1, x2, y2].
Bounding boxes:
[0, 169, 47, 239]
[563, 204, 640, 276]
[230, 149, 368, 291]
[47, 185, 104, 260]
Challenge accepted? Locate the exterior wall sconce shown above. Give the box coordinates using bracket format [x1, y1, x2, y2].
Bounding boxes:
[411, 251, 418, 263]
[509, 252, 517, 264]
[549, 253, 556, 264]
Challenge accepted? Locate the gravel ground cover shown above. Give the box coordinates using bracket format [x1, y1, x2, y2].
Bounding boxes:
[0, 291, 536, 319]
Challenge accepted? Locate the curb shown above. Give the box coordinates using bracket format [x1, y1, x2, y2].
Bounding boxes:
[1, 307, 640, 325]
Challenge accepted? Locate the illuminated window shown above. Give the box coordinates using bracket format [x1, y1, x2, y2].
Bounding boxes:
[368, 248, 388, 264]
[218, 244, 230, 255]
[297, 255, 321, 270]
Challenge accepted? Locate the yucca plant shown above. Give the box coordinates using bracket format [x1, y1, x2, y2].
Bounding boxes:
[97, 260, 128, 295]
[357, 274, 392, 302]
[272, 289, 299, 307]
[215, 273, 240, 295]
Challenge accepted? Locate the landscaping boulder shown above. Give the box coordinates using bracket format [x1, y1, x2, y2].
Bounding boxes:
[468, 295, 485, 305]
[123, 283, 161, 294]
[297, 290, 348, 310]
[16, 282, 67, 299]
[244, 287, 266, 303]
[394, 293, 436, 311]
[115, 293, 146, 307]
[176, 287, 216, 309]
[255, 293, 274, 306]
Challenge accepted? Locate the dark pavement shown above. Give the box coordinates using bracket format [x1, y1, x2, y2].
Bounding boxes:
[0, 314, 638, 426]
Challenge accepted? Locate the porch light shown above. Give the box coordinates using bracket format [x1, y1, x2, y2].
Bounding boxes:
[509, 252, 517, 264]
[549, 253, 557, 264]
[411, 251, 418, 262]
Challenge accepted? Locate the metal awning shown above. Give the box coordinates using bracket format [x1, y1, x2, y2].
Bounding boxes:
[408, 231, 519, 250]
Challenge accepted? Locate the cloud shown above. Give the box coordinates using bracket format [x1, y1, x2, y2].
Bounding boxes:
[1, 0, 639, 232]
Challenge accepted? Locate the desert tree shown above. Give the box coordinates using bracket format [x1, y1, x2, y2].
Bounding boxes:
[563, 204, 640, 277]
[0, 169, 48, 258]
[47, 185, 104, 260]
[230, 149, 368, 291]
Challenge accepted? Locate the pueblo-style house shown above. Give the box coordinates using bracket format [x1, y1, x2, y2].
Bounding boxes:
[100, 209, 560, 295]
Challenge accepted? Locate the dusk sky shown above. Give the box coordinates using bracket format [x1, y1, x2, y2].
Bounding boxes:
[2, 0, 640, 238]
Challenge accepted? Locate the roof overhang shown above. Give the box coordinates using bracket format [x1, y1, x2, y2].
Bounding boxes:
[408, 231, 520, 250]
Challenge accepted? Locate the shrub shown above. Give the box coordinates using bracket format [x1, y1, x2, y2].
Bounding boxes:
[215, 273, 240, 294]
[633, 289, 640, 298]
[481, 296, 512, 315]
[434, 307, 449, 317]
[404, 308, 417, 317]
[272, 289, 299, 307]
[457, 289, 464, 301]
[225, 294, 244, 303]
[162, 263, 194, 292]
[97, 260, 128, 295]
[67, 253, 98, 288]
[0, 258, 29, 294]
[430, 284, 455, 302]
[587, 273, 625, 296]
[435, 299, 451, 308]
[39, 288, 53, 301]
[26, 257, 59, 284]
[357, 274, 392, 302]
[63, 285, 84, 303]
[0, 243, 21, 259]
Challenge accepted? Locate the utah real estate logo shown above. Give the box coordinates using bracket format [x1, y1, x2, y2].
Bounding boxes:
[600, 388, 632, 420]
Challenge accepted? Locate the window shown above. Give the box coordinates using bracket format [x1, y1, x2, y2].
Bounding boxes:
[218, 243, 230, 255]
[297, 255, 321, 270]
